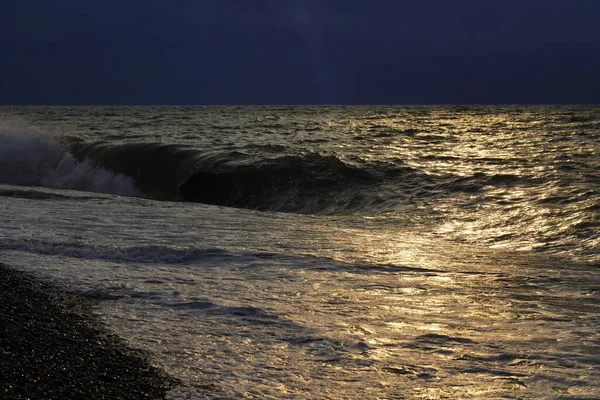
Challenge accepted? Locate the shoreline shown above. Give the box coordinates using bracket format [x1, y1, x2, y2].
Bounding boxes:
[0, 263, 178, 399]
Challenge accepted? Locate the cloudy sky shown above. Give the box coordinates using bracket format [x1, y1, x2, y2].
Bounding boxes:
[1, 0, 598, 104]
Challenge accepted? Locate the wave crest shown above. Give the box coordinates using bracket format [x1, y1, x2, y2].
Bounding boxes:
[3, 129, 424, 213]
[69, 141, 391, 213]
[0, 128, 138, 197]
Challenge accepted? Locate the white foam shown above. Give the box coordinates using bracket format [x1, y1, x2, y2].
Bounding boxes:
[0, 127, 138, 196]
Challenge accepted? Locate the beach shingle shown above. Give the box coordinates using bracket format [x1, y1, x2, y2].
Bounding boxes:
[0, 263, 178, 400]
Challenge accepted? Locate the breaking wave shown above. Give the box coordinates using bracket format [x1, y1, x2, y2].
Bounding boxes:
[0, 128, 138, 197]
[67, 140, 425, 213]
[3, 128, 425, 213]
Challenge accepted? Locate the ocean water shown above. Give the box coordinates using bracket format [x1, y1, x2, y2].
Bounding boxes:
[1, 105, 599, 399]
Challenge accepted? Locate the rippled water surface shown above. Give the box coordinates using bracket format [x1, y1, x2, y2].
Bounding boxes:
[1, 105, 599, 398]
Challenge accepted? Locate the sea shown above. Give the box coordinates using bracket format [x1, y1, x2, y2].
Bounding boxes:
[0, 105, 599, 399]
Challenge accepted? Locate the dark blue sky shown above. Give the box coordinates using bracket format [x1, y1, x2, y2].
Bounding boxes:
[1, 0, 599, 104]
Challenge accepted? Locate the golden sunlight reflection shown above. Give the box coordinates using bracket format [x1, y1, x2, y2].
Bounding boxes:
[311, 218, 503, 273]
[275, 210, 570, 399]
[386, 321, 444, 332]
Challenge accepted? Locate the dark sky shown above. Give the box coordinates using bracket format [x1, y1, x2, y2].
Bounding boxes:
[1, 0, 599, 104]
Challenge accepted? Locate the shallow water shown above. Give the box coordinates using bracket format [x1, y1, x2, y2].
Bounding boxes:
[1, 105, 599, 398]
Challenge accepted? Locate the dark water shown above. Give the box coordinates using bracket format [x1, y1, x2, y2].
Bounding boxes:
[0, 105, 599, 399]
